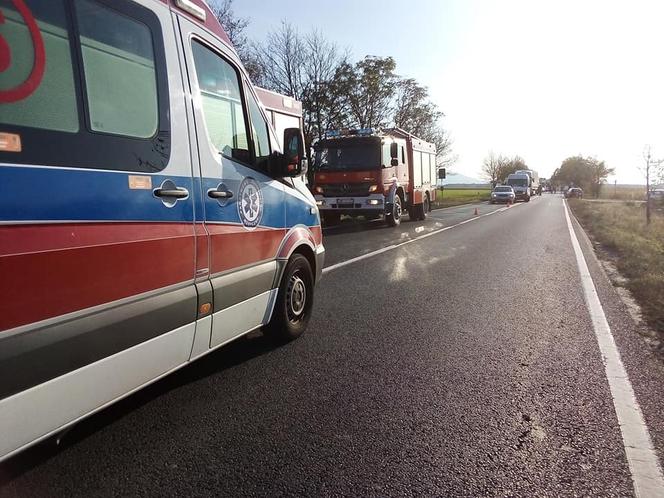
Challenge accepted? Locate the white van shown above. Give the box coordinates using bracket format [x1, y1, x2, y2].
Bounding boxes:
[515, 169, 541, 195]
[506, 173, 533, 201]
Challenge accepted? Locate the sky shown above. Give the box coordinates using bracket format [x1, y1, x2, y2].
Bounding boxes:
[233, 0, 664, 184]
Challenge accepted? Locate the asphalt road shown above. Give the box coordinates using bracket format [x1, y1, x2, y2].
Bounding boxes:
[2, 194, 664, 497]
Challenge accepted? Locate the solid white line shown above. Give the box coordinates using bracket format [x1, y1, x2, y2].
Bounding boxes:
[322, 204, 517, 275]
[563, 200, 664, 498]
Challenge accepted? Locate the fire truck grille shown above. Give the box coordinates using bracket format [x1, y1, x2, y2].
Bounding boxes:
[322, 183, 372, 197]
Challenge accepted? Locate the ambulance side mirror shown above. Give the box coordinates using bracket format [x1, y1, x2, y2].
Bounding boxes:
[438, 168, 446, 180]
[278, 128, 307, 178]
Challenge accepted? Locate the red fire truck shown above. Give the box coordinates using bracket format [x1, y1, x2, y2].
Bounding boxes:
[312, 128, 445, 226]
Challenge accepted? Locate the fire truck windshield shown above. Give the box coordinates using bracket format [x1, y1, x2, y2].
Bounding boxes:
[314, 140, 381, 171]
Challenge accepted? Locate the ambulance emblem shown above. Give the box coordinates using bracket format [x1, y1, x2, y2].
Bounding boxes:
[237, 177, 263, 229]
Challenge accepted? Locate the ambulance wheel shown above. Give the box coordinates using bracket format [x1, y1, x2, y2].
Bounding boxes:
[387, 196, 402, 227]
[265, 253, 314, 342]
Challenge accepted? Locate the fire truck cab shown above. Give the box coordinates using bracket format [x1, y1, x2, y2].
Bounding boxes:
[0, 0, 323, 461]
[312, 128, 440, 226]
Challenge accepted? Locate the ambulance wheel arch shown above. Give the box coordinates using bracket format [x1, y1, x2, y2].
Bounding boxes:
[276, 225, 319, 279]
[266, 252, 314, 341]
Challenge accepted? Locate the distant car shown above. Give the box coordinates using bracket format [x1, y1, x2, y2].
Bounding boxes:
[565, 187, 583, 199]
[490, 185, 516, 204]
[650, 189, 664, 204]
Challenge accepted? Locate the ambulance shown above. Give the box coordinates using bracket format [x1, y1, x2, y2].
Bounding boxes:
[0, 0, 323, 461]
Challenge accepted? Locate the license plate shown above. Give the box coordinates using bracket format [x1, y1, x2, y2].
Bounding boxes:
[337, 198, 354, 205]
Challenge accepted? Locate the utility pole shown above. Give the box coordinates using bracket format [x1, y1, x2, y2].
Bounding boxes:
[643, 146, 664, 224]
[646, 148, 651, 224]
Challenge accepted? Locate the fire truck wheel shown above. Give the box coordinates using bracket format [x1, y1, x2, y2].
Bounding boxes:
[387, 195, 402, 227]
[265, 253, 314, 342]
[420, 197, 429, 220]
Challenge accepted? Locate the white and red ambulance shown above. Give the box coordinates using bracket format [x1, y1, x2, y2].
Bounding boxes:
[0, 0, 323, 461]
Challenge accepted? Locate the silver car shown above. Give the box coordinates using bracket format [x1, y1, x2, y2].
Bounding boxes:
[490, 185, 516, 204]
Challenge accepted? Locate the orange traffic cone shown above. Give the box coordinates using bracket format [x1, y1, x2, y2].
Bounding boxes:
[474, 207, 479, 216]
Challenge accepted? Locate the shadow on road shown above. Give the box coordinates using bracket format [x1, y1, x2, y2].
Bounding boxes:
[322, 215, 424, 236]
[0, 331, 282, 484]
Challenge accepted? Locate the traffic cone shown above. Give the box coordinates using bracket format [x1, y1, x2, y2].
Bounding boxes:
[474, 207, 479, 216]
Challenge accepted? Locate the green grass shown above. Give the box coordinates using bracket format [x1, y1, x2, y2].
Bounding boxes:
[569, 199, 664, 334]
[432, 188, 491, 208]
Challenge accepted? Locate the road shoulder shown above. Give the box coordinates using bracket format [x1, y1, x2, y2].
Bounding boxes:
[569, 206, 664, 475]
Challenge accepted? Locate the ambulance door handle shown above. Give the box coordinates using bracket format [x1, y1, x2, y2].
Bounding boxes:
[208, 183, 233, 202]
[154, 188, 189, 199]
[208, 190, 233, 199]
[153, 180, 189, 208]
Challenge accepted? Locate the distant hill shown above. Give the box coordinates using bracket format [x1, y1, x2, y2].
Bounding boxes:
[441, 173, 488, 188]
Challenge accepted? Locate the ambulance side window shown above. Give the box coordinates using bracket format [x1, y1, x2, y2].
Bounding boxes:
[0, 0, 171, 171]
[0, 0, 79, 133]
[191, 41, 250, 162]
[75, 0, 158, 138]
[245, 87, 271, 172]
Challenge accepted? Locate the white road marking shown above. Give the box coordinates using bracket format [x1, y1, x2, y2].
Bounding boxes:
[322, 204, 518, 274]
[564, 200, 664, 498]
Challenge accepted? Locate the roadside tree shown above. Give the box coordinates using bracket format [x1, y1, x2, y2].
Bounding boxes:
[496, 155, 527, 183]
[552, 156, 612, 197]
[482, 152, 503, 187]
[330, 56, 398, 129]
[249, 23, 347, 151]
[393, 78, 455, 168]
[210, 0, 257, 78]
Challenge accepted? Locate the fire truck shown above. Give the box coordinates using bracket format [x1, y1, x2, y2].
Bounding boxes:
[312, 128, 445, 226]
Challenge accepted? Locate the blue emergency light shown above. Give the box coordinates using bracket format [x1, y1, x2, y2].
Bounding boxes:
[324, 128, 376, 138]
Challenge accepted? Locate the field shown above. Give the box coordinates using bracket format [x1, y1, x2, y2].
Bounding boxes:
[597, 184, 646, 200]
[569, 199, 664, 335]
[433, 188, 491, 208]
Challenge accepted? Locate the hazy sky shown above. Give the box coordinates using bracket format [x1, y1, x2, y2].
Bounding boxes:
[234, 0, 664, 184]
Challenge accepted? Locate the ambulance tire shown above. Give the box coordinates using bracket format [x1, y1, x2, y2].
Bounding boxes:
[265, 253, 314, 342]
